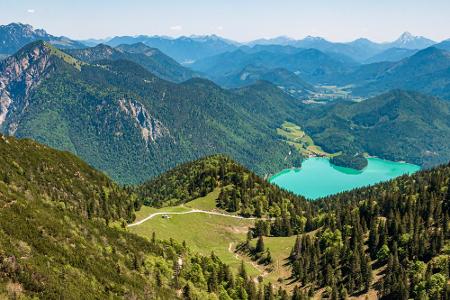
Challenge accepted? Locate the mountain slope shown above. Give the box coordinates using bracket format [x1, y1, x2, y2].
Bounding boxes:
[0, 41, 302, 184]
[345, 47, 450, 99]
[67, 43, 196, 83]
[218, 65, 315, 98]
[364, 47, 418, 63]
[0, 135, 279, 299]
[191, 47, 355, 84]
[286, 160, 450, 299]
[0, 23, 84, 55]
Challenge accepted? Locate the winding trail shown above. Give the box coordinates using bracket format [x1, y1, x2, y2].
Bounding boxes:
[128, 209, 259, 227]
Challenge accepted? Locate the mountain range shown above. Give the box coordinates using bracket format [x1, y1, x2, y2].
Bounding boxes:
[0, 23, 84, 55]
[0, 41, 302, 184]
[101, 31, 440, 63]
[1, 22, 447, 65]
[105, 34, 238, 64]
[66, 43, 196, 83]
[2, 40, 450, 184]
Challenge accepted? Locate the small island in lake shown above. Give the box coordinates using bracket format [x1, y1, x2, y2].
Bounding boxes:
[330, 152, 368, 170]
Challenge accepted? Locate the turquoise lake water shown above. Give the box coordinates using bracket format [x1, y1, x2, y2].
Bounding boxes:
[269, 157, 421, 200]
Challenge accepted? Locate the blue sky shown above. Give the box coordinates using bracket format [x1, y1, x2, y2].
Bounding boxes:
[1, 0, 449, 42]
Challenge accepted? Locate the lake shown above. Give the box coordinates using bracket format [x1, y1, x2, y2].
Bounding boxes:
[269, 157, 421, 200]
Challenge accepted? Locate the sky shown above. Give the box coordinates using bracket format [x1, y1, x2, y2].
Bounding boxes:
[1, 0, 450, 42]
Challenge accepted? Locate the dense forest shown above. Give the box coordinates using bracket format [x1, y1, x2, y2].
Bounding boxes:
[141, 154, 450, 299]
[286, 163, 450, 299]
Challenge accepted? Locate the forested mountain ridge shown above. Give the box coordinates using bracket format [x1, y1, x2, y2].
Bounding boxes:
[343, 47, 450, 99]
[137, 154, 312, 218]
[191, 47, 355, 84]
[66, 43, 196, 83]
[0, 135, 289, 299]
[0, 41, 302, 184]
[217, 65, 315, 98]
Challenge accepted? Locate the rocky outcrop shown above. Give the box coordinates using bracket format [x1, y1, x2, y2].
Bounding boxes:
[0, 42, 54, 134]
[118, 99, 170, 144]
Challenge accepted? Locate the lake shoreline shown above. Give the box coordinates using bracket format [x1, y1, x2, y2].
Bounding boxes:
[269, 157, 421, 200]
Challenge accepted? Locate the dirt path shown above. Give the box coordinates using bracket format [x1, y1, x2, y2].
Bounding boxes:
[128, 209, 261, 227]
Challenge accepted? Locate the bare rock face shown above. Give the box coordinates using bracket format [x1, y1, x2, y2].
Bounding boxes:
[118, 98, 170, 144]
[0, 42, 53, 134]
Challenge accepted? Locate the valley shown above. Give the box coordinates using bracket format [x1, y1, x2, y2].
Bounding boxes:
[1, 8, 450, 299]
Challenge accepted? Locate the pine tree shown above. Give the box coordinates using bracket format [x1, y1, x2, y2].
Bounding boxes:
[239, 260, 248, 280]
[368, 220, 379, 259]
[265, 249, 272, 264]
[256, 235, 265, 253]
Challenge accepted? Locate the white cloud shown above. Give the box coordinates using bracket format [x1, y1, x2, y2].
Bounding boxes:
[170, 25, 182, 31]
[27, 9, 35, 13]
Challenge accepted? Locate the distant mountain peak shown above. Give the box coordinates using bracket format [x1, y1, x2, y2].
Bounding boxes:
[0, 22, 85, 54]
[303, 35, 326, 41]
[396, 32, 416, 43]
[391, 32, 436, 49]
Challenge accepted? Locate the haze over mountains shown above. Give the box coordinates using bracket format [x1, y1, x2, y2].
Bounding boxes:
[0, 23, 445, 64]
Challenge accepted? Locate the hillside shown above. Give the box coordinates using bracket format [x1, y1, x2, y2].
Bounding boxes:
[0, 41, 302, 184]
[364, 47, 418, 64]
[191, 47, 356, 84]
[284, 160, 450, 299]
[0, 23, 84, 55]
[137, 154, 311, 216]
[0, 135, 291, 299]
[300, 90, 450, 168]
[347, 47, 450, 99]
[218, 65, 315, 98]
[67, 43, 196, 83]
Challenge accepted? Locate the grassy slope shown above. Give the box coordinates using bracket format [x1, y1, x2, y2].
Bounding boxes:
[130, 188, 299, 289]
[277, 121, 337, 157]
[130, 190, 258, 275]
